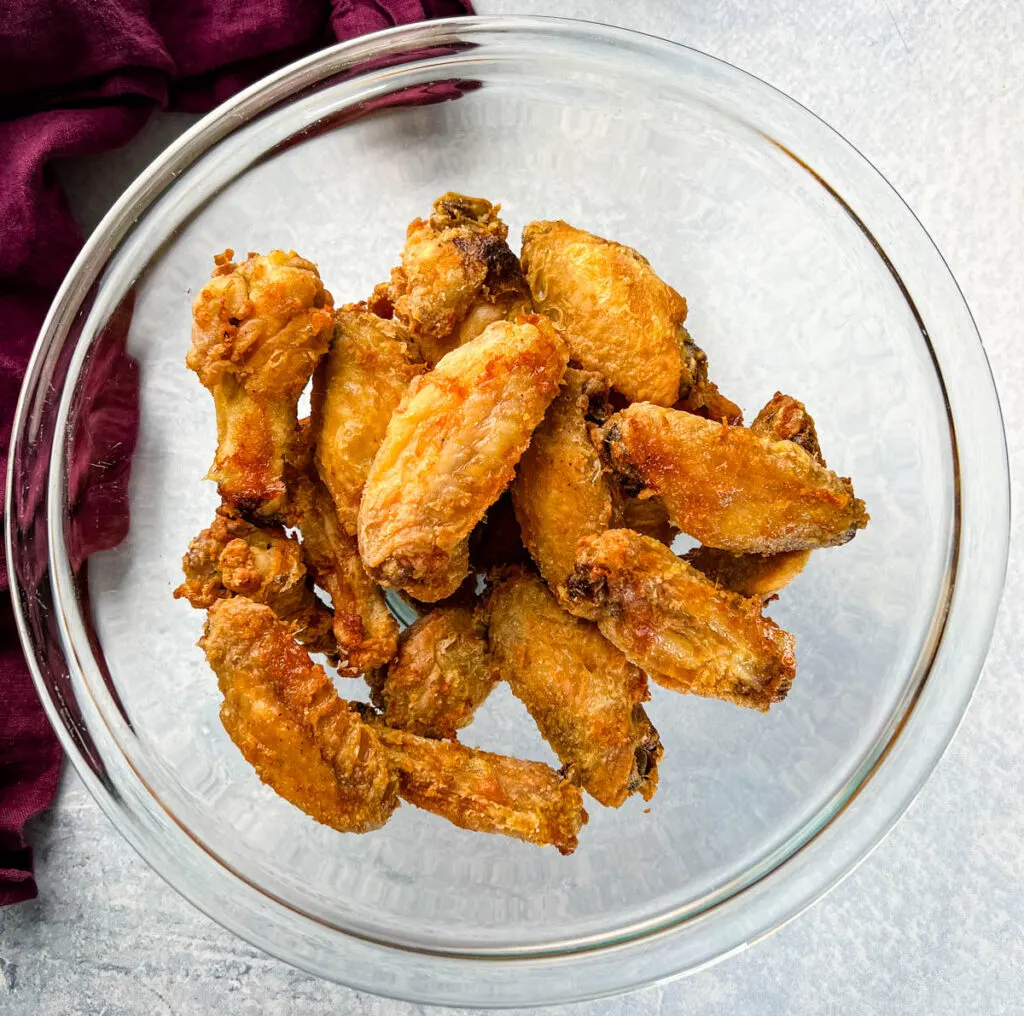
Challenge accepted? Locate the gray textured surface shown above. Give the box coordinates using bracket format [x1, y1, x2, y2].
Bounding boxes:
[2, 1, 1023, 1013]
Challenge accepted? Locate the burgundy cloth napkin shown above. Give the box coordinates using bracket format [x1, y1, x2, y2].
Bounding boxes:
[0, 0, 472, 907]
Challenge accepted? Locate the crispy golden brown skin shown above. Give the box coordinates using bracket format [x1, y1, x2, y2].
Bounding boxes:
[600, 403, 868, 554]
[373, 193, 531, 366]
[188, 249, 334, 520]
[486, 568, 661, 807]
[368, 607, 499, 740]
[521, 220, 694, 405]
[358, 314, 569, 602]
[202, 598, 399, 832]
[298, 479, 398, 676]
[751, 391, 824, 462]
[511, 368, 615, 602]
[174, 505, 336, 656]
[567, 529, 797, 711]
[373, 725, 588, 854]
[683, 393, 826, 596]
[311, 305, 424, 535]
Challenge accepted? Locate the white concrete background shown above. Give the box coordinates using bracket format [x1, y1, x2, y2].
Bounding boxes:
[2, 1, 1022, 1013]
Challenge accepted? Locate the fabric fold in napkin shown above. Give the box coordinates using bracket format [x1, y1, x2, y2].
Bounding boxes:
[0, 0, 473, 907]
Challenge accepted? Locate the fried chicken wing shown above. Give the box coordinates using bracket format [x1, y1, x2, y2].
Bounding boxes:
[372, 725, 587, 854]
[373, 193, 531, 366]
[367, 607, 499, 740]
[510, 368, 616, 602]
[521, 220, 692, 405]
[600, 403, 868, 554]
[188, 249, 334, 520]
[311, 305, 424, 535]
[202, 597, 399, 831]
[567, 529, 796, 711]
[174, 504, 336, 655]
[299, 479, 398, 675]
[683, 393, 825, 596]
[486, 568, 661, 807]
[751, 391, 824, 461]
[357, 314, 569, 602]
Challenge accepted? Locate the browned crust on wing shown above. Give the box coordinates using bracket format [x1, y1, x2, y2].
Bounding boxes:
[357, 314, 569, 602]
[379, 193, 531, 366]
[373, 724, 588, 854]
[511, 368, 615, 602]
[311, 305, 424, 535]
[520, 220, 688, 405]
[188, 249, 334, 520]
[683, 393, 824, 597]
[202, 598, 398, 831]
[486, 568, 661, 807]
[174, 504, 336, 656]
[299, 479, 398, 675]
[600, 403, 868, 554]
[751, 391, 824, 463]
[368, 607, 499, 740]
[567, 529, 796, 711]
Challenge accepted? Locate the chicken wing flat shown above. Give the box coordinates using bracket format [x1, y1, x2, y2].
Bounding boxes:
[202, 597, 399, 832]
[600, 403, 868, 554]
[520, 220, 692, 405]
[188, 249, 334, 521]
[372, 193, 531, 366]
[683, 393, 825, 596]
[368, 607, 499, 740]
[299, 478, 398, 676]
[372, 724, 587, 854]
[174, 504, 336, 656]
[358, 314, 569, 602]
[486, 568, 661, 807]
[567, 529, 796, 711]
[510, 368, 616, 602]
[311, 305, 424, 535]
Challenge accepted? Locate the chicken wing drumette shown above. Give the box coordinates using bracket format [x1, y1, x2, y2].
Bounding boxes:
[357, 314, 569, 603]
[599, 403, 868, 554]
[311, 304, 424, 535]
[486, 568, 661, 807]
[188, 249, 334, 521]
[568, 529, 796, 711]
[510, 368, 617, 603]
[372, 724, 588, 854]
[201, 597, 399, 832]
[174, 504, 336, 656]
[372, 193, 532, 366]
[367, 607, 499, 741]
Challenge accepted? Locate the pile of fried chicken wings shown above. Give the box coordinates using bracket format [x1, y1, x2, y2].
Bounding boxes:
[174, 194, 868, 854]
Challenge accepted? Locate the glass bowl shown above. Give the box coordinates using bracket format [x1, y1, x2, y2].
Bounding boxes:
[6, 16, 1009, 1008]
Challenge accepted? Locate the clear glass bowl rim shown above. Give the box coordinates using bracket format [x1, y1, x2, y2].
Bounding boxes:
[5, 15, 1010, 1008]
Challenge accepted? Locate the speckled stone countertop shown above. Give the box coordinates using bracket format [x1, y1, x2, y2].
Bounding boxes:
[2, 2, 1021, 1013]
